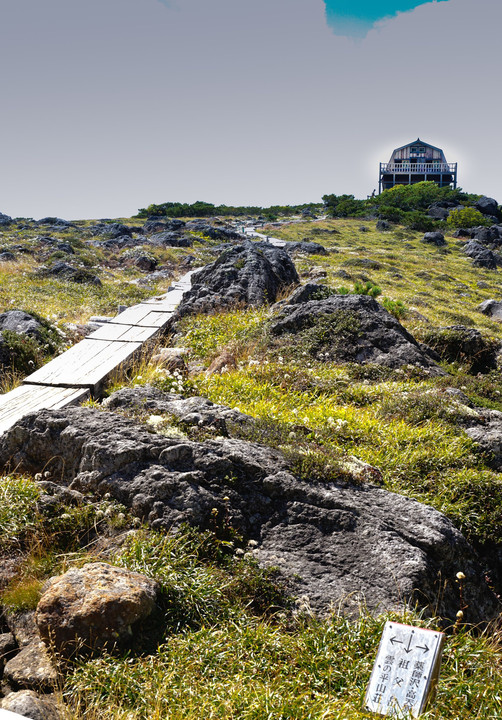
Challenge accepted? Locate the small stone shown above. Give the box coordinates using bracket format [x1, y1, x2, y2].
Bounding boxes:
[1, 689, 62, 720]
[3, 640, 57, 691]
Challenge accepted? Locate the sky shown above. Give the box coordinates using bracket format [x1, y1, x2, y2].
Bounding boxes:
[0, 0, 499, 220]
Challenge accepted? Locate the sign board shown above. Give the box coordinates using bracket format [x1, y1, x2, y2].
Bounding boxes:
[365, 621, 445, 718]
[0, 710, 31, 719]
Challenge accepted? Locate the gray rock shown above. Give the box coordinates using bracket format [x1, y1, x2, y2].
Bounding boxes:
[452, 228, 473, 239]
[1, 690, 62, 720]
[175, 241, 299, 318]
[0, 212, 13, 226]
[89, 222, 132, 238]
[282, 241, 328, 255]
[36, 217, 71, 228]
[143, 218, 186, 234]
[376, 220, 391, 231]
[0, 252, 15, 262]
[464, 409, 502, 471]
[475, 196, 500, 218]
[0, 632, 17, 670]
[0, 407, 497, 623]
[184, 222, 244, 242]
[4, 612, 40, 648]
[148, 231, 193, 248]
[427, 204, 449, 220]
[103, 386, 253, 434]
[3, 641, 57, 692]
[0, 311, 44, 340]
[270, 294, 442, 372]
[281, 283, 337, 306]
[55, 243, 74, 255]
[39, 262, 101, 286]
[477, 299, 502, 320]
[134, 254, 158, 271]
[463, 241, 498, 269]
[421, 231, 446, 246]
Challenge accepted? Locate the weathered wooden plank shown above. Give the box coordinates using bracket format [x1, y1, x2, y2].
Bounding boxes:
[0, 385, 89, 434]
[87, 323, 161, 343]
[23, 339, 142, 391]
[112, 304, 173, 327]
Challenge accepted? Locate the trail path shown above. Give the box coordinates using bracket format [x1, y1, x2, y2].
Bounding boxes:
[0, 225, 287, 436]
[242, 227, 287, 247]
[0, 271, 194, 435]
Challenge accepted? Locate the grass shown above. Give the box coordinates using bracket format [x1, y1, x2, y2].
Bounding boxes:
[65, 611, 502, 719]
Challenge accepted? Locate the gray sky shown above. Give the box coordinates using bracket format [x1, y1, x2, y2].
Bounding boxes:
[0, 0, 499, 219]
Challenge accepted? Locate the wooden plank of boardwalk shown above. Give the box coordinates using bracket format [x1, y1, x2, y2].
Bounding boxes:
[110, 305, 174, 328]
[0, 385, 89, 435]
[86, 323, 161, 343]
[0, 269, 194, 436]
[23, 339, 143, 392]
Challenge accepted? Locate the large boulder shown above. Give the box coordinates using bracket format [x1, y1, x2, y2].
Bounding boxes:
[0, 407, 497, 623]
[475, 196, 500, 219]
[471, 226, 501, 246]
[478, 299, 502, 321]
[175, 241, 299, 317]
[269, 294, 441, 372]
[463, 240, 498, 269]
[35, 563, 160, 658]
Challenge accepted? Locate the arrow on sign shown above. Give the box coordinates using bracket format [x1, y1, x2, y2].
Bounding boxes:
[416, 643, 430, 654]
[404, 635, 414, 654]
[390, 637, 403, 646]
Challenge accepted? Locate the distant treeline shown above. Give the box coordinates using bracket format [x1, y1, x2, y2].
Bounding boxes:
[136, 200, 323, 219]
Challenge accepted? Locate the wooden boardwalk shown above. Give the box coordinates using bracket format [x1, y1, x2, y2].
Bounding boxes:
[0, 272, 193, 436]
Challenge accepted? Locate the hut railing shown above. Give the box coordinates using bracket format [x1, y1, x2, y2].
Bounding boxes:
[380, 162, 457, 173]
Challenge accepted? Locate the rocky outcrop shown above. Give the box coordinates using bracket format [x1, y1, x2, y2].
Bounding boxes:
[35, 563, 160, 658]
[463, 240, 498, 269]
[0, 407, 497, 623]
[270, 294, 441, 372]
[174, 241, 299, 317]
[103, 386, 253, 434]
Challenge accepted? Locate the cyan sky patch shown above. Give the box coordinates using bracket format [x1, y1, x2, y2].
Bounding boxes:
[324, 1, 449, 37]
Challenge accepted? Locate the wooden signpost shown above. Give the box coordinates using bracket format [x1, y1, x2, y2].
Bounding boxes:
[365, 622, 445, 718]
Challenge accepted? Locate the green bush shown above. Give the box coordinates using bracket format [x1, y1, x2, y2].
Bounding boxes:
[353, 281, 382, 298]
[447, 206, 490, 229]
